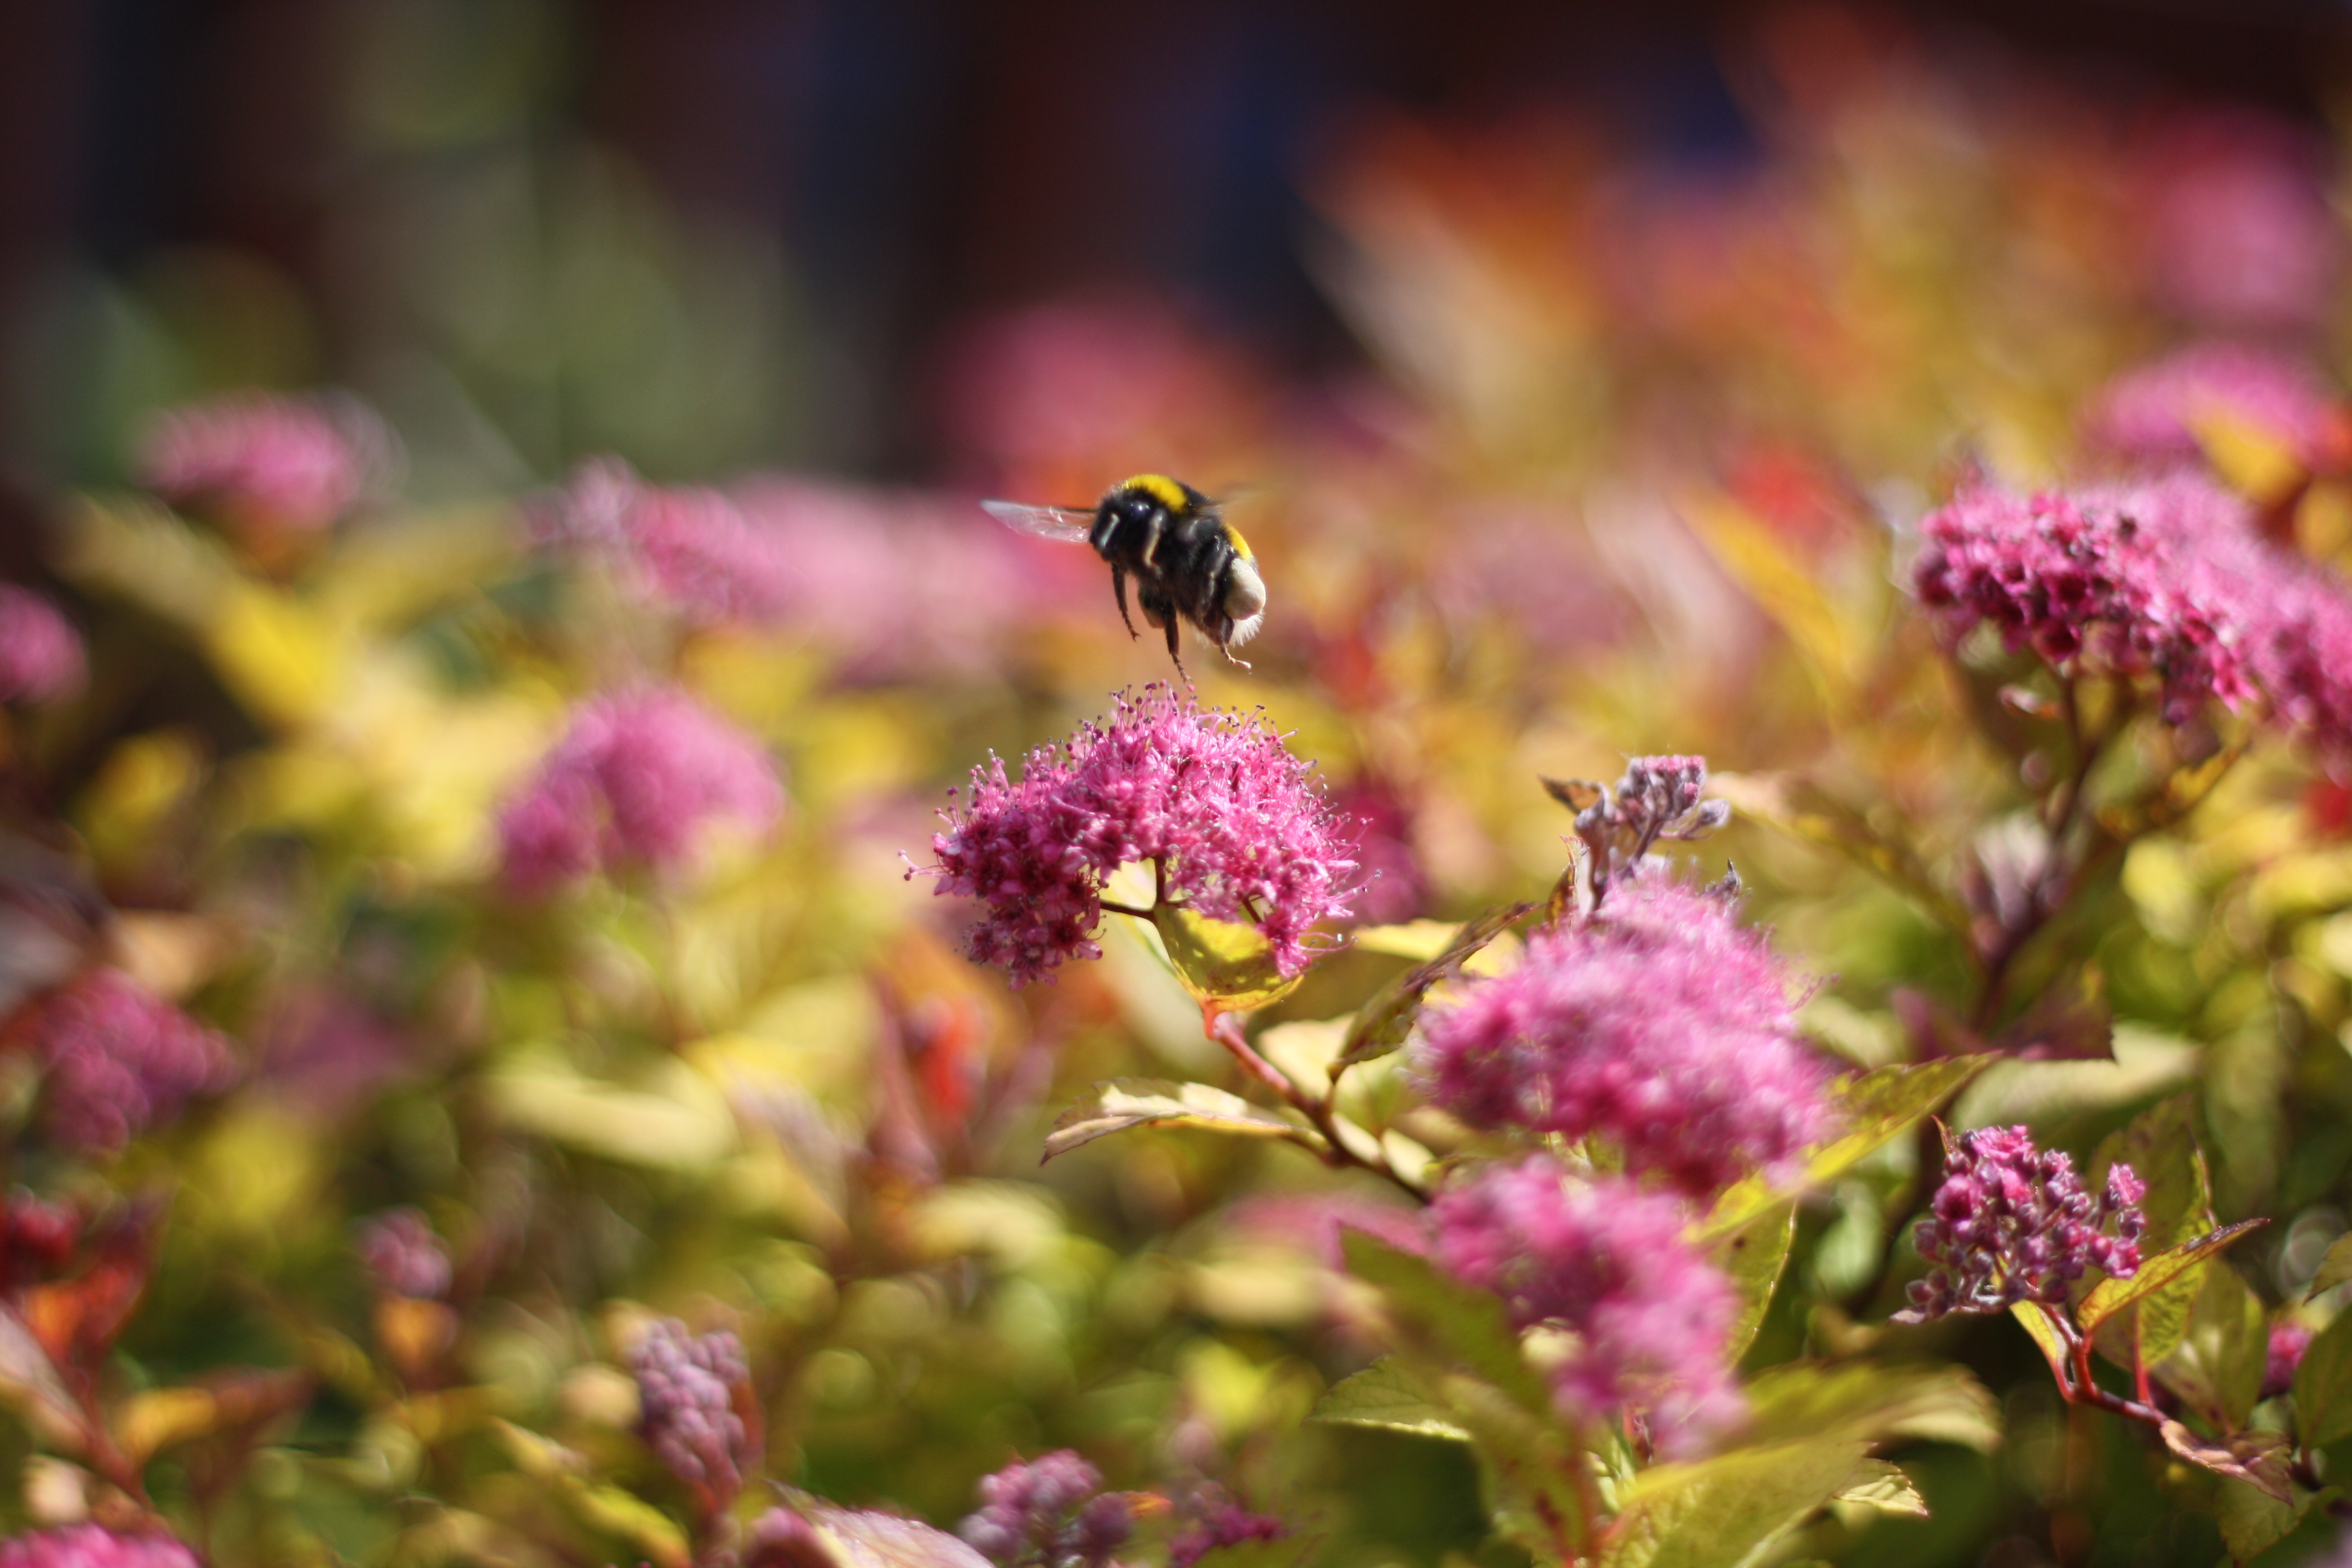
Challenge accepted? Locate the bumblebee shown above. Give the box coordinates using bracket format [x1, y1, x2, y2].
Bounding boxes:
[984, 474, 1266, 673]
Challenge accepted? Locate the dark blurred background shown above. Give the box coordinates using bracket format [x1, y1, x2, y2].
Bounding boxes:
[1, 0, 2347, 512]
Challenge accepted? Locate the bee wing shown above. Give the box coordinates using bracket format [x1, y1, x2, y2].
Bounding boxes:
[981, 500, 1094, 544]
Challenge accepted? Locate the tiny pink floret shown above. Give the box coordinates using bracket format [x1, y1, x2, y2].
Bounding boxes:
[0, 587, 85, 707]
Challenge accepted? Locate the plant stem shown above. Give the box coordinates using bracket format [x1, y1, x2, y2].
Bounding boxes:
[1204, 1008, 1429, 1203]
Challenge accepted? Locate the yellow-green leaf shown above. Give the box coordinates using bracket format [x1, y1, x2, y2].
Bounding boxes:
[2079, 1221, 2266, 1335]
[1716, 1203, 1795, 1363]
[1153, 903, 1304, 1013]
[1335, 903, 1533, 1071]
[1043, 1078, 1303, 1161]
[2293, 1305, 2352, 1447]
[1598, 1439, 1870, 1568]
[1311, 1357, 1469, 1441]
[2089, 1095, 2213, 1368]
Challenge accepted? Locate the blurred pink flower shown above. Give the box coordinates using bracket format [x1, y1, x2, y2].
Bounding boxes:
[2138, 111, 2344, 332]
[920, 687, 1357, 987]
[1431, 1157, 1743, 1452]
[0, 1526, 201, 1568]
[631, 1318, 756, 1514]
[498, 688, 783, 895]
[1416, 875, 1831, 1197]
[1916, 472, 2352, 741]
[2265, 1319, 2313, 1401]
[959, 1451, 1134, 1568]
[137, 391, 391, 534]
[27, 969, 237, 1156]
[356, 1207, 451, 1300]
[2082, 342, 2341, 469]
[0, 587, 85, 707]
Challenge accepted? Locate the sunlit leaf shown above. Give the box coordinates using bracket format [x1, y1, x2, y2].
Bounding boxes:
[1334, 903, 1532, 1071]
[2307, 1233, 2352, 1301]
[1829, 1459, 1929, 1518]
[2088, 1096, 2215, 1367]
[1705, 773, 1969, 937]
[2009, 1302, 2073, 1389]
[1739, 1362, 2000, 1452]
[2154, 1263, 2266, 1436]
[1310, 1357, 1469, 1441]
[1043, 1079, 1302, 1161]
[486, 1044, 739, 1172]
[2293, 1305, 2352, 1448]
[1441, 1373, 1590, 1564]
[2156, 1422, 2292, 1503]
[1339, 1230, 1549, 1413]
[1597, 1439, 1870, 1568]
[1152, 904, 1304, 1013]
[789, 1492, 998, 1568]
[2079, 1221, 2265, 1336]
[115, 1369, 312, 1468]
[2211, 1477, 2333, 1565]
[1681, 492, 1858, 704]
[1715, 1203, 1795, 1363]
[1703, 1057, 1991, 1238]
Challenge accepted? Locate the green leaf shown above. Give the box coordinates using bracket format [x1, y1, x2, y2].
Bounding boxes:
[2008, 1303, 2073, 1388]
[2293, 1305, 2352, 1447]
[1043, 1079, 1303, 1161]
[2157, 1422, 2293, 1503]
[2079, 1221, 2267, 1336]
[2088, 1096, 2214, 1367]
[1442, 1373, 1593, 1564]
[1334, 903, 1533, 1071]
[2305, 1233, 2352, 1302]
[1596, 1439, 1870, 1568]
[492, 1420, 691, 1568]
[2155, 1263, 2267, 1436]
[1831, 1459, 1929, 1518]
[1152, 904, 1304, 1013]
[1339, 1230, 1550, 1413]
[1705, 773, 1970, 937]
[1739, 1362, 2001, 1452]
[1702, 1057, 1992, 1238]
[1714, 1203, 1795, 1363]
[1310, 1357, 1469, 1441]
[2212, 1478, 2334, 1564]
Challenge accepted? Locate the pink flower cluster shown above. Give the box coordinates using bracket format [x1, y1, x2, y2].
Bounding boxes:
[2083, 342, 2342, 472]
[957, 1451, 1135, 1568]
[2137, 110, 2343, 333]
[1415, 876, 1832, 1196]
[630, 1319, 756, 1513]
[921, 687, 1357, 987]
[27, 969, 237, 1155]
[1914, 472, 2352, 736]
[496, 688, 782, 895]
[1563, 754, 1732, 902]
[0, 587, 85, 707]
[1168, 1495, 1287, 1568]
[1431, 1157, 1743, 1452]
[1896, 1126, 2146, 1321]
[0, 1526, 200, 1568]
[356, 1207, 451, 1300]
[137, 391, 390, 534]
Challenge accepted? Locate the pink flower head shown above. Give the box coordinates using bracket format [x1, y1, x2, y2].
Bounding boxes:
[2265, 1319, 2314, 1401]
[1414, 876, 1832, 1197]
[496, 688, 783, 895]
[958, 1451, 1135, 1568]
[26, 969, 237, 1155]
[1896, 1126, 2146, 1321]
[137, 391, 391, 534]
[918, 687, 1357, 987]
[537, 459, 796, 626]
[0, 587, 85, 707]
[356, 1207, 451, 1300]
[1167, 1495, 1286, 1568]
[0, 1525, 201, 1568]
[2138, 110, 2343, 333]
[631, 1318, 757, 1514]
[1913, 472, 2352, 736]
[1430, 1158, 1744, 1452]
[2083, 342, 2343, 471]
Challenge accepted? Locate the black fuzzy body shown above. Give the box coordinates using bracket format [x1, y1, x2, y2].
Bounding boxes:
[1088, 480, 1246, 663]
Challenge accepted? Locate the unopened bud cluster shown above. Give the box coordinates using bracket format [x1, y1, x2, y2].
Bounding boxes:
[1898, 1126, 2147, 1321]
[958, 1451, 1135, 1568]
[630, 1319, 756, 1511]
[1559, 754, 1731, 900]
[355, 1207, 452, 1300]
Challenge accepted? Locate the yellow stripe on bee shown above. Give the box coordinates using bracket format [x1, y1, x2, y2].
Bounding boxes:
[1116, 474, 1191, 513]
[1224, 526, 1254, 561]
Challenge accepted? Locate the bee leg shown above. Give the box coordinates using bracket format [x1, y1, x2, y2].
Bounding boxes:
[1218, 639, 1252, 671]
[1109, 564, 1140, 640]
[1163, 609, 1186, 675]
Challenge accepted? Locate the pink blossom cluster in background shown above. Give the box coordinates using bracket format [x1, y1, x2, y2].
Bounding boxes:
[630, 1319, 757, 1512]
[497, 687, 783, 895]
[1915, 471, 2352, 737]
[355, 1206, 451, 1300]
[1429, 1157, 1743, 1452]
[1415, 875, 1831, 1195]
[0, 587, 85, 707]
[2136, 110, 2344, 333]
[136, 391, 391, 535]
[25, 969, 238, 1155]
[0, 1527, 201, 1568]
[958, 1450, 1137, 1568]
[2082, 341, 2342, 471]
[539, 460, 1085, 679]
[922, 687, 1358, 986]
[1897, 1125, 2146, 1320]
